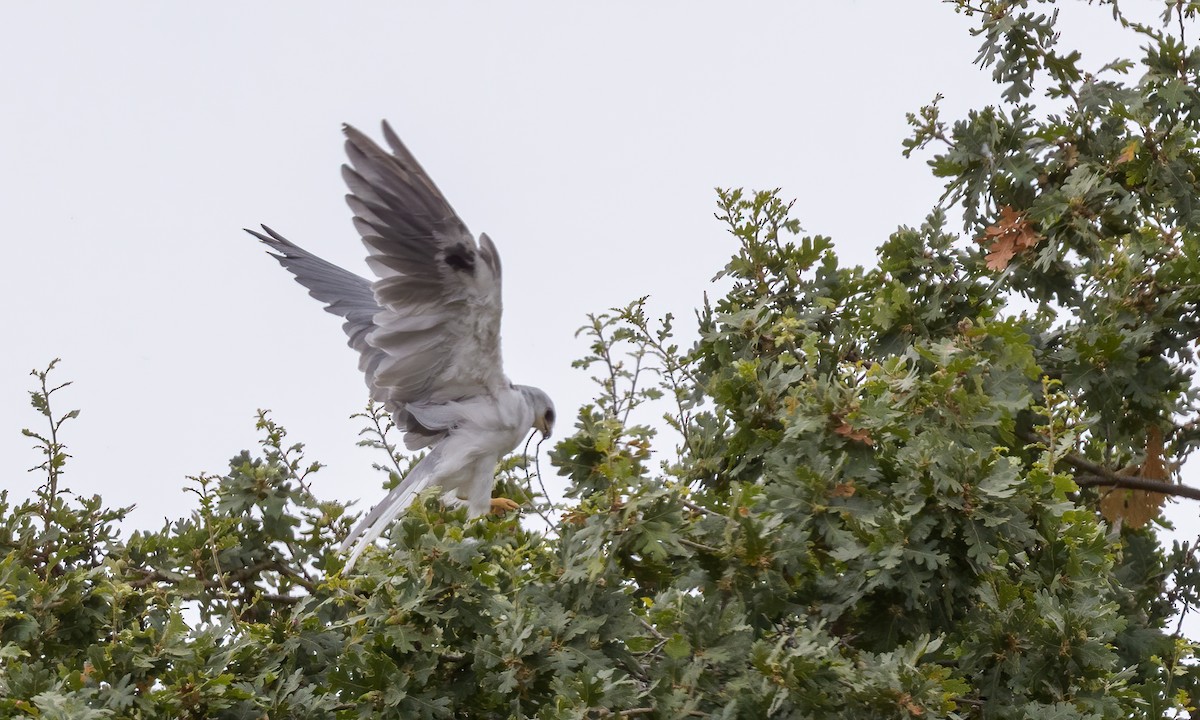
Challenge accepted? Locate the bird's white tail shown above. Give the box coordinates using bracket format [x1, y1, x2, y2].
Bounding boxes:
[340, 446, 442, 571]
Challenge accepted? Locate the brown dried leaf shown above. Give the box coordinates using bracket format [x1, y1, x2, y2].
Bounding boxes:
[830, 481, 856, 498]
[1141, 425, 1167, 480]
[899, 693, 924, 717]
[1117, 138, 1139, 166]
[1099, 478, 1146, 527]
[561, 510, 587, 527]
[1098, 487, 1166, 530]
[1062, 142, 1079, 169]
[978, 205, 1043, 271]
[1097, 426, 1169, 529]
[984, 237, 1018, 271]
[833, 419, 874, 446]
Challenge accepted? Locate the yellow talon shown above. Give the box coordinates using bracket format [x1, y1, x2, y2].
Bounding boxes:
[490, 497, 520, 515]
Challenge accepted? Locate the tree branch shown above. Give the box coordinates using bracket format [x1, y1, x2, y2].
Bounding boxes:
[1074, 474, 1200, 502]
[1020, 430, 1200, 502]
[127, 559, 285, 591]
[679, 538, 721, 554]
[1056, 447, 1200, 500]
[589, 708, 654, 718]
[258, 592, 302, 605]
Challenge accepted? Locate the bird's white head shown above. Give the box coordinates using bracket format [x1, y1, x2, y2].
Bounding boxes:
[518, 385, 556, 438]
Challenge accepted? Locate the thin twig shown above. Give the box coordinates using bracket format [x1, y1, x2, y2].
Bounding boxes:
[1177, 0, 1186, 48]
[589, 708, 654, 718]
[259, 593, 303, 605]
[622, 351, 644, 428]
[533, 435, 557, 518]
[367, 404, 406, 479]
[274, 558, 317, 592]
[679, 538, 721, 554]
[521, 431, 556, 528]
[201, 509, 240, 629]
[638, 617, 666, 641]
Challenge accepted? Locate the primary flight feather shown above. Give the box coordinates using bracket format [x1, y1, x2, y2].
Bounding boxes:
[248, 122, 555, 570]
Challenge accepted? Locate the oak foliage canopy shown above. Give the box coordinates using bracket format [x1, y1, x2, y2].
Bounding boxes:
[3, 2, 1200, 718]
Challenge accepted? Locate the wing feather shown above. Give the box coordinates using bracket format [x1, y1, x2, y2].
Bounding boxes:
[246, 226, 387, 381]
[341, 122, 507, 410]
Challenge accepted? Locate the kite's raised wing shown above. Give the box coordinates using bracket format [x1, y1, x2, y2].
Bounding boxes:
[250, 123, 509, 449]
[343, 122, 507, 408]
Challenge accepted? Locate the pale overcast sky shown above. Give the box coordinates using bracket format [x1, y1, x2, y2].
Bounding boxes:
[2, 3, 1195, 633]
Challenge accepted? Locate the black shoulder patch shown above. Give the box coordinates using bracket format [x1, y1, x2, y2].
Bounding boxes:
[443, 243, 475, 273]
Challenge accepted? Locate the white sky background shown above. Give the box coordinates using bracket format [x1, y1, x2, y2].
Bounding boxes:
[2, 2, 1196, 637]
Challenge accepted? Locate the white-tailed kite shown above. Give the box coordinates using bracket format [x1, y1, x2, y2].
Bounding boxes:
[248, 122, 555, 570]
